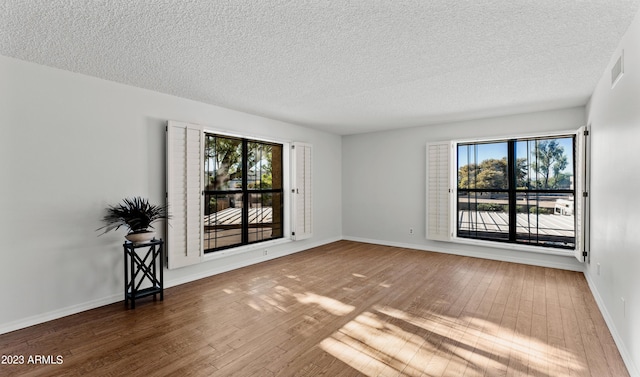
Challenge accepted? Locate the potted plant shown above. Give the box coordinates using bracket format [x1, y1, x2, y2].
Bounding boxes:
[98, 197, 169, 243]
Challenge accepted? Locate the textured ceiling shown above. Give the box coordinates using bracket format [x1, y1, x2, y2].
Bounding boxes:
[2, 1, 639, 135]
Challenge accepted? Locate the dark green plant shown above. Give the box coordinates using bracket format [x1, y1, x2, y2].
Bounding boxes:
[516, 205, 554, 215]
[477, 203, 507, 212]
[98, 197, 169, 235]
[529, 206, 553, 215]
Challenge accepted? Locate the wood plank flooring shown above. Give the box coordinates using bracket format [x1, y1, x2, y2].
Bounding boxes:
[0, 241, 628, 376]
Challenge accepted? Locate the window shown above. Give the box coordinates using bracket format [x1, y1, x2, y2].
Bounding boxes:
[167, 121, 313, 269]
[203, 134, 284, 252]
[426, 127, 589, 261]
[457, 136, 575, 249]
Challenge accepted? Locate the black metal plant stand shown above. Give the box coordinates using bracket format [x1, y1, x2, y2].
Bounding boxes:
[123, 239, 164, 309]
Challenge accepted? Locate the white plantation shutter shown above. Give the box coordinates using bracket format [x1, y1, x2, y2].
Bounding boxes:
[166, 121, 203, 269]
[574, 126, 590, 262]
[291, 142, 312, 240]
[426, 142, 451, 242]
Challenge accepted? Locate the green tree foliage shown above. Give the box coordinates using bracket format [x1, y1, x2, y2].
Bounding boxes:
[514, 157, 527, 189]
[531, 140, 568, 189]
[249, 142, 273, 189]
[458, 141, 569, 191]
[205, 136, 275, 191]
[551, 172, 572, 189]
[205, 137, 242, 190]
[458, 158, 508, 189]
[259, 159, 273, 189]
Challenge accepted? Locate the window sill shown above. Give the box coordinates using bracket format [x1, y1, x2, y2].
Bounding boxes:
[451, 236, 575, 257]
[202, 238, 293, 262]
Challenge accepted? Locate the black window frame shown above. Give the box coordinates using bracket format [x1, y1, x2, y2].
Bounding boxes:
[203, 133, 284, 253]
[456, 135, 576, 250]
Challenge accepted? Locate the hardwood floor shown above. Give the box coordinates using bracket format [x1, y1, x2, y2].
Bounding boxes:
[0, 241, 628, 376]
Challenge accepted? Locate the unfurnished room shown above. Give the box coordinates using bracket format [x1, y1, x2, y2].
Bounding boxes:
[1, 1, 640, 376]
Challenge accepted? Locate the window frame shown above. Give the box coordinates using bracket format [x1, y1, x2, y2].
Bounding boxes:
[166, 120, 307, 269]
[426, 127, 589, 260]
[203, 133, 285, 253]
[456, 136, 577, 250]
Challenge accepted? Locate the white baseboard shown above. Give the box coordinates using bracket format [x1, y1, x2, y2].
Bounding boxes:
[164, 236, 341, 288]
[0, 236, 341, 336]
[0, 293, 122, 336]
[343, 236, 583, 271]
[584, 271, 639, 377]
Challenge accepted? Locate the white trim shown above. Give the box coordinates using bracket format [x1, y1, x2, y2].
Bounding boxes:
[342, 236, 584, 272]
[453, 128, 580, 145]
[584, 271, 639, 377]
[0, 293, 121, 335]
[291, 142, 313, 240]
[425, 142, 452, 242]
[167, 236, 340, 288]
[202, 125, 292, 146]
[166, 120, 204, 269]
[574, 126, 590, 262]
[202, 238, 292, 262]
[450, 236, 576, 257]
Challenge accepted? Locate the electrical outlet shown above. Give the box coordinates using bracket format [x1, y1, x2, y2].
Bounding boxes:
[263, 250, 268, 256]
[597, 263, 601, 276]
[621, 297, 626, 318]
[409, 228, 414, 235]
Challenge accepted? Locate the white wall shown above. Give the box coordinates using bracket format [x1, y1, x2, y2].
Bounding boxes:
[0, 55, 342, 333]
[342, 107, 585, 271]
[585, 7, 640, 377]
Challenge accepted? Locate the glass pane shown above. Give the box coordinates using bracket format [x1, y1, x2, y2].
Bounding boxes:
[203, 134, 285, 253]
[205, 135, 243, 191]
[247, 192, 283, 242]
[204, 193, 243, 250]
[515, 137, 574, 190]
[458, 142, 508, 190]
[457, 191, 509, 241]
[515, 193, 575, 248]
[247, 142, 282, 190]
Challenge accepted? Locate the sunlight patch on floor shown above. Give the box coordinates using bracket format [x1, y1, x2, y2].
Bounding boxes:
[243, 284, 356, 317]
[376, 305, 585, 373]
[294, 292, 355, 316]
[319, 306, 585, 376]
[244, 286, 294, 313]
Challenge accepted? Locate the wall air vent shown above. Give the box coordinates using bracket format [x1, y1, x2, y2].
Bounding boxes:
[611, 50, 624, 88]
